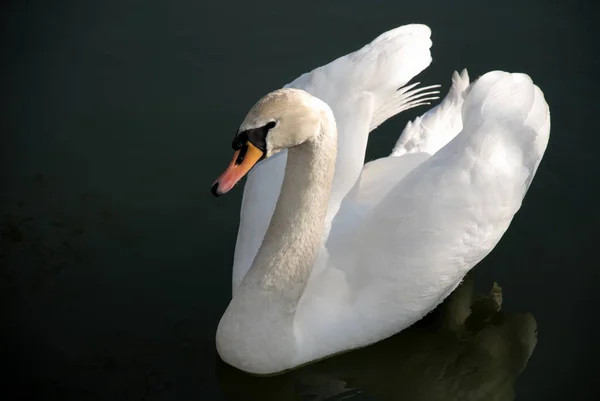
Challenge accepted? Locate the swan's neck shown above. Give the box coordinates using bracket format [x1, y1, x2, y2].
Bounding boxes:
[216, 110, 336, 372]
[242, 121, 337, 302]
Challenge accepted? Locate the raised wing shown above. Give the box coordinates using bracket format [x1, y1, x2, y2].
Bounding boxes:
[326, 69, 471, 250]
[296, 71, 550, 361]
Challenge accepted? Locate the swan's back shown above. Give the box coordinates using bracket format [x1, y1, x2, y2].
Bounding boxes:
[295, 71, 550, 365]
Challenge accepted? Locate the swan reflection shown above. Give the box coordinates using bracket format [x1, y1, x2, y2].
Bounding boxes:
[217, 276, 537, 401]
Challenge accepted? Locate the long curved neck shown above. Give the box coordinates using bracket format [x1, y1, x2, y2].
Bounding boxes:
[216, 107, 337, 373]
[240, 120, 337, 303]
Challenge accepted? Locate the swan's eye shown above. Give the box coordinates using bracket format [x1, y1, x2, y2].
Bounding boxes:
[232, 122, 273, 151]
[235, 144, 248, 165]
[232, 131, 246, 150]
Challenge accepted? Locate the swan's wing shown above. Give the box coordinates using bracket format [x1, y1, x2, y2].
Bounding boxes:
[287, 24, 436, 214]
[297, 71, 550, 359]
[326, 69, 471, 248]
[231, 24, 436, 292]
[347, 71, 550, 307]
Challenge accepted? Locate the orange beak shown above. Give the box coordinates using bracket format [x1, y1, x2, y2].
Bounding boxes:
[211, 142, 265, 196]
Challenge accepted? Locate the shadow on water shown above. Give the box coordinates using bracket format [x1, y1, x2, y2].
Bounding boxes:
[217, 275, 537, 401]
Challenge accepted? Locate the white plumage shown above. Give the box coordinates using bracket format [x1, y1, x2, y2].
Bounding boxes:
[215, 24, 550, 375]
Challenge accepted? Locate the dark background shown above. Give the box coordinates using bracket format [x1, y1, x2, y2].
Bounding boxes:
[1, 0, 598, 400]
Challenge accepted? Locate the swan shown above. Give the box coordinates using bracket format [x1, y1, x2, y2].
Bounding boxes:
[211, 24, 550, 375]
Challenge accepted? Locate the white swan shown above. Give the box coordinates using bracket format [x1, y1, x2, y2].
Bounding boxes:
[211, 24, 550, 375]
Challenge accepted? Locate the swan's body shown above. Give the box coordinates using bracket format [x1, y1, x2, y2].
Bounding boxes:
[212, 24, 550, 375]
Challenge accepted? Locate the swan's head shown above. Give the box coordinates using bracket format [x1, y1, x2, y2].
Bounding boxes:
[211, 88, 329, 196]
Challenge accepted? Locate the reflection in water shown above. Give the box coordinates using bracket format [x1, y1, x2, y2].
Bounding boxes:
[217, 276, 537, 401]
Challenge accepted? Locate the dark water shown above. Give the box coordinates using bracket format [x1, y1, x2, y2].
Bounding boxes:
[1, 0, 597, 400]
